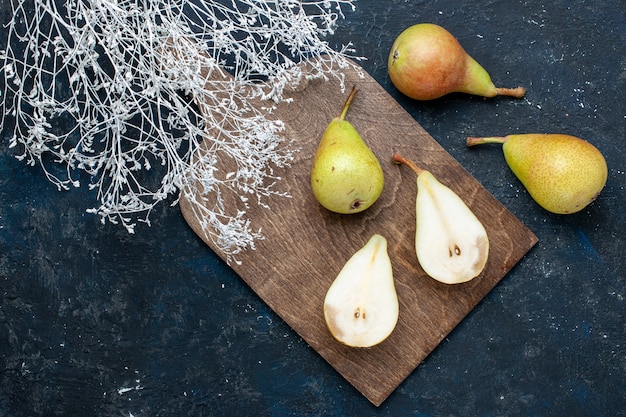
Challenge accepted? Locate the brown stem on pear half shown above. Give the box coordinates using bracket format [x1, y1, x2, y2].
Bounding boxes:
[466, 136, 509, 147]
[495, 86, 526, 98]
[392, 152, 424, 175]
[339, 85, 358, 121]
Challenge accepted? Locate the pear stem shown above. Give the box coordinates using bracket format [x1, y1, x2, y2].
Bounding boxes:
[392, 152, 424, 175]
[495, 86, 526, 98]
[339, 85, 358, 121]
[466, 136, 508, 147]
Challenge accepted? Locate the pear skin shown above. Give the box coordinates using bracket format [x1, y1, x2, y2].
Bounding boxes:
[393, 153, 489, 284]
[467, 134, 608, 214]
[311, 87, 384, 214]
[323, 234, 399, 348]
[388, 23, 525, 100]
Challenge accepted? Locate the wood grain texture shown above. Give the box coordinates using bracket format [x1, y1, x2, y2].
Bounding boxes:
[180, 61, 538, 406]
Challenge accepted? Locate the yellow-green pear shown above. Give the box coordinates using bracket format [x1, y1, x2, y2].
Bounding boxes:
[393, 153, 489, 284]
[323, 234, 399, 348]
[311, 86, 384, 214]
[388, 23, 525, 100]
[466, 134, 608, 214]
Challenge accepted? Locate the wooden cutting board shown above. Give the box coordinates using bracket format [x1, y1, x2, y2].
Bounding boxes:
[179, 60, 538, 406]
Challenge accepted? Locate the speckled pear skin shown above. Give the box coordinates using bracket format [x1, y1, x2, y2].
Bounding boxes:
[388, 23, 525, 100]
[502, 134, 608, 214]
[310, 87, 384, 214]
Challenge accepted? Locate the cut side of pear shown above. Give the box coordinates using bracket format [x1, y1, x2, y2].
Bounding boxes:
[415, 171, 489, 284]
[393, 153, 489, 285]
[323, 234, 399, 348]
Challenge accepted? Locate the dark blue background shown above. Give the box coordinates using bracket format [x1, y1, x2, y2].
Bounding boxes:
[1, 1, 624, 416]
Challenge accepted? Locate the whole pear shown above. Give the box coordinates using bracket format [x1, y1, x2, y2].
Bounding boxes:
[324, 234, 399, 348]
[311, 86, 384, 214]
[393, 153, 489, 284]
[388, 23, 525, 100]
[466, 134, 608, 214]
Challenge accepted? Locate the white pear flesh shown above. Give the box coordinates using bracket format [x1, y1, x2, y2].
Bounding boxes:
[415, 171, 489, 284]
[323, 234, 399, 348]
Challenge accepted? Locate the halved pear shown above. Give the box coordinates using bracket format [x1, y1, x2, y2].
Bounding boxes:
[323, 234, 399, 348]
[393, 153, 489, 284]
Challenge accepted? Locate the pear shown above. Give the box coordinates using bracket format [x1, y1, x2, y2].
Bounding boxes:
[393, 153, 489, 284]
[466, 134, 608, 214]
[387, 23, 525, 100]
[311, 86, 384, 214]
[323, 234, 399, 348]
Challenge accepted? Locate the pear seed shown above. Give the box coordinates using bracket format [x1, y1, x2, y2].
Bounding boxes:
[448, 246, 462, 257]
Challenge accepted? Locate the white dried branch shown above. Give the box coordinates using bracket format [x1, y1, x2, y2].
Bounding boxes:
[0, 0, 361, 262]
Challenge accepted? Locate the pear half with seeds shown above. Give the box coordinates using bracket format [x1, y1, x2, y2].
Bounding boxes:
[323, 234, 399, 348]
[393, 153, 489, 284]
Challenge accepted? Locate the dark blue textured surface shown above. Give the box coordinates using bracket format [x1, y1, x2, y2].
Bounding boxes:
[1, 1, 625, 416]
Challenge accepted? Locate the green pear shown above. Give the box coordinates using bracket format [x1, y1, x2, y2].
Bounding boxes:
[323, 234, 399, 348]
[311, 86, 384, 214]
[388, 23, 525, 100]
[393, 153, 489, 284]
[466, 134, 608, 214]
